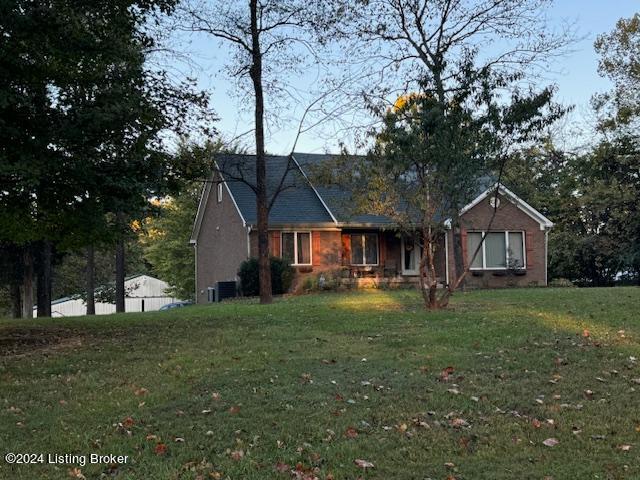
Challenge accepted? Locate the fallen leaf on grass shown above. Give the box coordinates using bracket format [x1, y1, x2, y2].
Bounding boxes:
[274, 462, 290, 473]
[531, 418, 542, 429]
[449, 418, 469, 428]
[154, 443, 168, 456]
[68, 468, 85, 479]
[543, 438, 559, 447]
[211, 392, 221, 400]
[439, 366, 455, 382]
[228, 406, 240, 415]
[354, 459, 374, 469]
[344, 427, 358, 438]
[134, 387, 148, 396]
[230, 450, 244, 461]
[122, 416, 135, 428]
[617, 444, 632, 451]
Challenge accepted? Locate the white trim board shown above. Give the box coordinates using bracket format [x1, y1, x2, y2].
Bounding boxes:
[459, 183, 554, 231]
[190, 164, 247, 244]
[291, 153, 339, 225]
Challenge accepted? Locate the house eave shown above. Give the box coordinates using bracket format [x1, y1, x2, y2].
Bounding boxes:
[457, 183, 554, 230]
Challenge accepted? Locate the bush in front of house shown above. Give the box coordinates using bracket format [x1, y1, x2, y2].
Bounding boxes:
[238, 257, 294, 296]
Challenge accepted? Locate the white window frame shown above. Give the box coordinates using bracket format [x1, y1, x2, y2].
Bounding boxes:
[468, 230, 526, 270]
[217, 182, 223, 203]
[350, 233, 380, 266]
[280, 231, 313, 266]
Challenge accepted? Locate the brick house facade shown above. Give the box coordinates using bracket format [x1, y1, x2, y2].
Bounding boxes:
[191, 153, 553, 302]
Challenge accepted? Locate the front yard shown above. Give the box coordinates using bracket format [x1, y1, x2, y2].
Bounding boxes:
[1, 288, 639, 479]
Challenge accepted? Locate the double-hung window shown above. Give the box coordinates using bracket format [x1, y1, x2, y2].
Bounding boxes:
[281, 232, 311, 265]
[350, 233, 379, 265]
[467, 231, 525, 269]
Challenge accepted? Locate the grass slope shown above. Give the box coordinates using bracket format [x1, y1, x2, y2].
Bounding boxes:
[1, 288, 639, 479]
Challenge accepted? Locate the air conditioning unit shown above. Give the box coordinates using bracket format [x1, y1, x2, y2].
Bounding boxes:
[215, 281, 237, 302]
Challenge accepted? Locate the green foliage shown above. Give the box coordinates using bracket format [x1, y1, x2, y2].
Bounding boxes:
[503, 138, 640, 286]
[140, 186, 200, 301]
[238, 257, 293, 296]
[0, 0, 211, 312]
[593, 13, 640, 132]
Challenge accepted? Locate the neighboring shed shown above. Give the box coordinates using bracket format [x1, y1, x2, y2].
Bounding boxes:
[33, 274, 182, 317]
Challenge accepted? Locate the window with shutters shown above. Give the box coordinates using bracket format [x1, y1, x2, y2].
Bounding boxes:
[466, 231, 525, 270]
[281, 232, 312, 265]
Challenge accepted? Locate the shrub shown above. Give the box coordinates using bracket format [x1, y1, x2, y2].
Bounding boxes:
[238, 257, 294, 296]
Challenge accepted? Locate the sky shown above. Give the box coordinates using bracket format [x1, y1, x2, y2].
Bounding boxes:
[173, 1, 640, 155]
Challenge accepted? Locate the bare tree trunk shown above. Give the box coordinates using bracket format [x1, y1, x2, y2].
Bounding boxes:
[86, 245, 95, 315]
[36, 241, 52, 317]
[10, 282, 21, 318]
[115, 239, 125, 313]
[417, 228, 439, 310]
[250, 0, 272, 304]
[22, 248, 34, 318]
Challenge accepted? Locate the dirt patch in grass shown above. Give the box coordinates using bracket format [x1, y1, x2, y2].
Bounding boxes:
[0, 327, 88, 357]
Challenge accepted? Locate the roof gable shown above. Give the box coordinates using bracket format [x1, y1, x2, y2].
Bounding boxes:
[194, 152, 551, 230]
[215, 154, 335, 226]
[459, 183, 553, 230]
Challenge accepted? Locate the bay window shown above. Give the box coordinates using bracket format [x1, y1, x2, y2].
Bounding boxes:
[467, 231, 525, 269]
[281, 232, 311, 265]
[350, 233, 379, 265]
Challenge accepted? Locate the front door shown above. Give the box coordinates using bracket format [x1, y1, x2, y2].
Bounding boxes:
[401, 237, 420, 275]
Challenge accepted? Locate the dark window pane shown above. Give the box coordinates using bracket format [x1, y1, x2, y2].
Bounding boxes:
[282, 233, 294, 263]
[508, 232, 524, 268]
[485, 232, 506, 268]
[351, 234, 363, 264]
[297, 232, 311, 264]
[467, 232, 483, 269]
[364, 233, 378, 264]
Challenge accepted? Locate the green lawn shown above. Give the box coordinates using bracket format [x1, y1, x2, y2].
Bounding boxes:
[1, 288, 639, 479]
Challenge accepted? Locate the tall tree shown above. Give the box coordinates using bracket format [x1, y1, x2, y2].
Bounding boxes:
[0, 0, 211, 316]
[328, 71, 562, 309]
[180, 0, 337, 304]
[593, 13, 640, 135]
[322, 0, 570, 308]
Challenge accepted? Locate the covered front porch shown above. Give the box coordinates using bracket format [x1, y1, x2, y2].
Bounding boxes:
[338, 229, 448, 287]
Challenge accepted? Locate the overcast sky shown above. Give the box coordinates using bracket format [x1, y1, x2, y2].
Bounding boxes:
[174, 1, 639, 155]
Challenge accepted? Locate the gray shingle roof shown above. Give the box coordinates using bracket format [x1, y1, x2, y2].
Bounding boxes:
[216, 152, 500, 227]
[216, 154, 335, 225]
[293, 152, 396, 226]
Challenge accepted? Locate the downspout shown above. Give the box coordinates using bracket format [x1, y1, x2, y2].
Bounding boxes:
[444, 229, 450, 286]
[194, 242, 198, 301]
[544, 228, 549, 286]
[247, 226, 252, 259]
